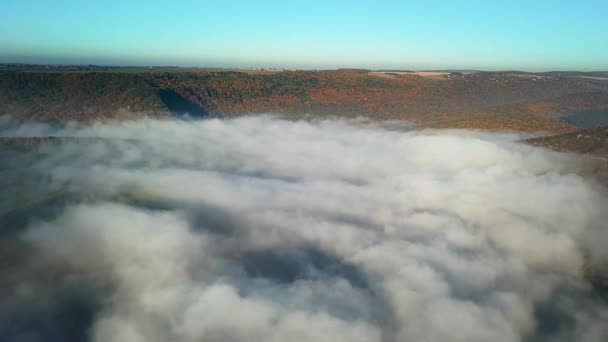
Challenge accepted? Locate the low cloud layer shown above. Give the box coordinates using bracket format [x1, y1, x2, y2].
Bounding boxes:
[1, 115, 607, 342]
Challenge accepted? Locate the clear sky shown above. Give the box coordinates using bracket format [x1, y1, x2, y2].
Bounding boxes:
[1, 0, 607, 71]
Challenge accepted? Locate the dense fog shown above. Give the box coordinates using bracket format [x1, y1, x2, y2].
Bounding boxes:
[1, 115, 607, 342]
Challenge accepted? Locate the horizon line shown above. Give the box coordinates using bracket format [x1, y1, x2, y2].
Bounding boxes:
[1, 62, 607, 74]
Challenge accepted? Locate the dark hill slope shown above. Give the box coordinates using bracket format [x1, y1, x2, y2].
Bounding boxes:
[0, 72, 168, 121]
[526, 125, 608, 156]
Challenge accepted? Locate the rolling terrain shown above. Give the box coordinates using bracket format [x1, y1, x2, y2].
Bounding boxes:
[2, 67, 608, 132]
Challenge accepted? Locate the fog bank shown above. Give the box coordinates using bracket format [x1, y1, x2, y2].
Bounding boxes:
[1, 115, 607, 342]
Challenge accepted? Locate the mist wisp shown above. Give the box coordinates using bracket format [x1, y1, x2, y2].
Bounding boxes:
[1, 115, 607, 342]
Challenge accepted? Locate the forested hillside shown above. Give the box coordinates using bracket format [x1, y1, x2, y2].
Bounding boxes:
[2, 69, 608, 131]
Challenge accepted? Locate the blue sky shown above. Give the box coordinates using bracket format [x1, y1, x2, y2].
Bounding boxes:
[1, 0, 607, 70]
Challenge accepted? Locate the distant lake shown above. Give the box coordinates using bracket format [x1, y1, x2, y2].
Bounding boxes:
[562, 110, 608, 128]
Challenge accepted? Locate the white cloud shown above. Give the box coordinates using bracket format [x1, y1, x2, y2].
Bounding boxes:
[2, 115, 607, 342]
